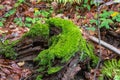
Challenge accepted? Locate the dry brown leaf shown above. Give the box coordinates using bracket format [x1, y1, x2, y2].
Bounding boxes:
[17, 61, 25, 67]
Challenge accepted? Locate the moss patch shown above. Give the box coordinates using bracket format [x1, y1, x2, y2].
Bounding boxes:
[35, 18, 98, 76]
[23, 23, 49, 39]
[35, 18, 81, 63]
[0, 40, 18, 59]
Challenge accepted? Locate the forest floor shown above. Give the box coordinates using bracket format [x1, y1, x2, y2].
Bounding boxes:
[0, 0, 120, 80]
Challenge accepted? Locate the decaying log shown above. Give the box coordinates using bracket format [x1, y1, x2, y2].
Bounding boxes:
[14, 37, 48, 61]
[37, 52, 87, 80]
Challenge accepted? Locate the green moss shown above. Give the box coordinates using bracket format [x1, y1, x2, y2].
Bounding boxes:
[23, 22, 49, 39]
[0, 18, 98, 78]
[47, 66, 62, 74]
[35, 18, 81, 65]
[36, 75, 43, 80]
[35, 18, 98, 75]
[0, 40, 18, 59]
[79, 39, 98, 65]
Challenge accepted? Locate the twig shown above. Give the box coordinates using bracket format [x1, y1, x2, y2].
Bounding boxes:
[89, 35, 120, 55]
[93, 0, 102, 80]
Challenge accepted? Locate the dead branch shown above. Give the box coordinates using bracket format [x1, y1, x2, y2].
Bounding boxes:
[89, 35, 120, 55]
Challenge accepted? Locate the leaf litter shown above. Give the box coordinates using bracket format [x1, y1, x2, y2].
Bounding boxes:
[0, 0, 120, 80]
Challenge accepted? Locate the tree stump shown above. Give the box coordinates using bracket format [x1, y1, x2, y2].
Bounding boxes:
[0, 18, 98, 80]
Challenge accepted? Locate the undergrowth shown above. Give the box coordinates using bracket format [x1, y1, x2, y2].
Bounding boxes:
[100, 59, 120, 80]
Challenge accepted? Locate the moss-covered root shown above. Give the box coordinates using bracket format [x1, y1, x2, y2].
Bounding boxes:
[35, 18, 98, 76]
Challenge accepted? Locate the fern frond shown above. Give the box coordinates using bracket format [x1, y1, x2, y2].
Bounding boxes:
[101, 59, 120, 80]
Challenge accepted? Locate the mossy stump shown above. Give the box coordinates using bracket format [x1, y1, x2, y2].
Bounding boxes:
[0, 18, 98, 80]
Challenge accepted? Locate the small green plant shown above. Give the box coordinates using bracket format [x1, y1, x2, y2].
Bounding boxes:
[0, 22, 3, 27]
[34, 7, 53, 18]
[112, 12, 120, 22]
[25, 17, 42, 27]
[14, 17, 44, 27]
[90, 10, 114, 29]
[101, 59, 120, 80]
[1, 0, 25, 27]
[4, 0, 25, 18]
[0, 18, 6, 27]
[4, 9, 16, 17]
[82, 0, 94, 10]
[20, 8, 53, 27]
[14, 0, 25, 7]
[14, 17, 24, 27]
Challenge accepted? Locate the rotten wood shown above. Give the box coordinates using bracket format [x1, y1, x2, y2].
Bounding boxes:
[41, 52, 86, 80]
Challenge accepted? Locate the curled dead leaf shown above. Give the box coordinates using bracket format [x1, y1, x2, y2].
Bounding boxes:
[17, 61, 25, 67]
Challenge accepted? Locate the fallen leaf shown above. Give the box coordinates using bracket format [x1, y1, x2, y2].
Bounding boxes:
[17, 61, 25, 67]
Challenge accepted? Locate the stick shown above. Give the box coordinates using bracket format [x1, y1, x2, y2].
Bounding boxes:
[89, 35, 120, 55]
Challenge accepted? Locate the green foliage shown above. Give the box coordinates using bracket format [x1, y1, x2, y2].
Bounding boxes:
[101, 59, 120, 80]
[14, 8, 53, 27]
[112, 13, 120, 22]
[14, 17, 24, 27]
[14, 17, 42, 27]
[100, 10, 113, 18]
[100, 18, 113, 29]
[34, 9, 53, 18]
[0, 40, 18, 59]
[1, 0, 24, 27]
[90, 11, 120, 29]
[25, 17, 42, 27]
[90, 10, 114, 29]
[14, 0, 25, 7]
[34, 7, 53, 19]
[4, 9, 16, 17]
[75, 0, 94, 10]
[40, 0, 94, 10]
[0, 22, 3, 27]
[82, 0, 94, 10]
[14, 17, 46, 28]
[0, 18, 6, 27]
